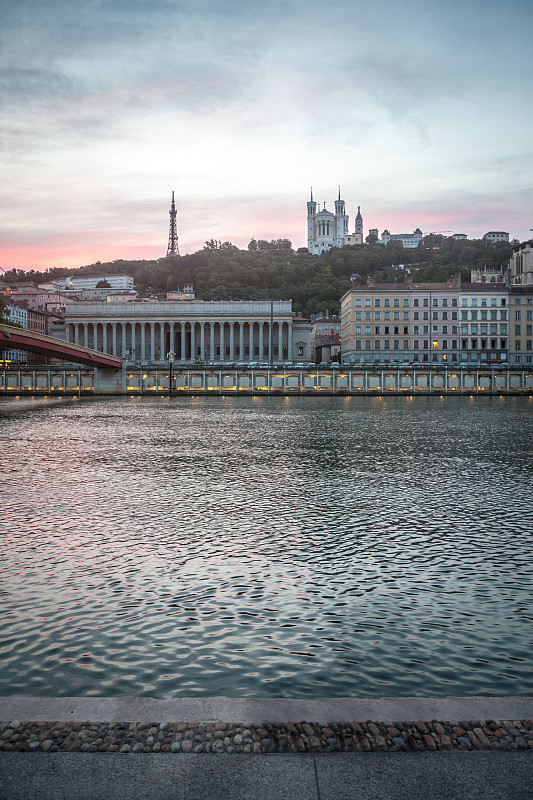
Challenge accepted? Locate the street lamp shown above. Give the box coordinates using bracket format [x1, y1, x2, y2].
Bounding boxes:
[166, 349, 175, 396]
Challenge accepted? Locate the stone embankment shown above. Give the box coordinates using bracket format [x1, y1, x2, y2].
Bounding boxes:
[1, 718, 532, 754]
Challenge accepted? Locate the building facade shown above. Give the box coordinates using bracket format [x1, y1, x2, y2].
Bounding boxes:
[60, 301, 311, 364]
[341, 281, 511, 365]
[510, 287, 533, 365]
[380, 228, 423, 248]
[509, 240, 533, 286]
[307, 189, 352, 254]
[311, 314, 341, 362]
[483, 231, 509, 244]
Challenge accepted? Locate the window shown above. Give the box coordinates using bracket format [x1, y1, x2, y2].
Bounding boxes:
[462, 299, 468, 307]
[394, 326, 399, 335]
[471, 325, 478, 334]
[481, 325, 487, 334]
[481, 311, 487, 320]
[414, 299, 419, 307]
[384, 339, 390, 349]
[500, 339, 507, 348]
[452, 325, 458, 334]
[356, 326, 361, 335]
[375, 299, 381, 307]
[365, 299, 371, 306]
[472, 298, 477, 307]
[471, 311, 478, 321]
[452, 311, 458, 320]
[442, 340, 448, 349]
[491, 339, 497, 349]
[365, 312, 371, 320]
[403, 340, 409, 349]
[515, 310, 521, 320]
[375, 326, 380, 335]
[423, 325, 429, 334]
[442, 311, 448, 320]
[500, 311, 507, 321]
[355, 299, 362, 307]
[393, 312, 400, 320]
[442, 299, 448, 307]
[423, 299, 429, 307]
[365, 340, 371, 350]
[527, 325, 532, 336]
[491, 298, 497, 307]
[413, 325, 419, 334]
[423, 340, 429, 349]
[423, 312, 429, 320]
[432, 326, 438, 334]
[384, 312, 390, 321]
[515, 324, 521, 336]
[433, 299, 438, 307]
[413, 340, 419, 350]
[461, 311, 468, 321]
[413, 312, 419, 320]
[481, 299, 487, 307]
[374, 340, 380, 349]
[375, 312, 381, 320]
[452, 340, 458, 350]
[365, 326, 371, 335]
[403, 299, 409, 307]
[471, 339, 477, 349]
[501, 325, 507, 334]
[394, 340, 399, 350]
[356, 312, 362, 320]
[462, 339, 468, 349]
[527, 311, 532, 321]
[461, 325, 468, 334]
[515, 298, 521, 304]
[452, 299, 458, 307]
[432, 312, 438, 320]
[442, 325, 448, 334]
[356, 341, 361, 350]
[501, 298, 506, 306]
[394, 298, 399, 307]
[403, 326, 409, 334]
[384, 326, 390, 334]
[384, 299, 390, 307]
[515, 341, 521, 351]
[403, 312, 409, 320]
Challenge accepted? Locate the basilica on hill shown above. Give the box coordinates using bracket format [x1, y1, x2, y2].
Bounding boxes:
[307, 188, 364, 254]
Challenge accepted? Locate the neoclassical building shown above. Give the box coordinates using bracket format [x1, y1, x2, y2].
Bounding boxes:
[61, 301, 311, 364]
[307, 189, 365, 254]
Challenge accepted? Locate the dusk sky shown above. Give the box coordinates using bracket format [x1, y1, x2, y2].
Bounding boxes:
[1, 0, 532, 271]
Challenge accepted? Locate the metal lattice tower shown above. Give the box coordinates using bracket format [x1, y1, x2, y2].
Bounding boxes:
[166, 191, 180, 257]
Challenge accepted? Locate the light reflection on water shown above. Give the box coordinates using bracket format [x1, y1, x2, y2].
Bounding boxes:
[0, 394, 532, 697]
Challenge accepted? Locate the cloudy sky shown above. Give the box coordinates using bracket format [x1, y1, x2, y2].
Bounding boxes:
[1, 0, 532, 270]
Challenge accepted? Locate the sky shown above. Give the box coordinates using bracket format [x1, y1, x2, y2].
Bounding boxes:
[1, 0, 532, 271]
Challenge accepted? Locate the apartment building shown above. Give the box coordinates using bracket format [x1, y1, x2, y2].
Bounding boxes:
[510, 287, 533, 365]
[341, 281, 510, 365]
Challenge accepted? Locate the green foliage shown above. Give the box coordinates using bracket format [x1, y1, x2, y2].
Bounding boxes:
[10, 236, 513, 318]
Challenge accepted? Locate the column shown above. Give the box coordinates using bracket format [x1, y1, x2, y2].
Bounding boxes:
[259, 323, 264, 361]
[131, 323, 136, 361]
[160, 323, 165, 362]
[122, 323, 127, 359]
[169, 322, 175, 356]
[102, 323, 108, 354]
[112, 323, 117, 356]
[278, 321, 283, 363]
[249, 322, 254, 361]
[140, 323, 146, 362]
[288, 323, 293, 362]
[190, 322, 196, 362]
[209, 323, 215, 361]
[229, 322, 235, 361]
[180, 322, 186, 361]
[74, 324, 79, 345]
[200, 322, 205, 361]
[150, 323, 155, 363]
[239, 322, 244, 362]
[83, 323, 88, 348]
[92, 323, 98, 351]
[219, 322, 225, 361]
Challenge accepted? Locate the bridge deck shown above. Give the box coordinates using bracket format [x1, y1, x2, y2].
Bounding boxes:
[0, 324, 122, 369]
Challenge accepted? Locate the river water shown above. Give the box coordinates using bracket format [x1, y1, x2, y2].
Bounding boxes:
[1, 394, 532, 698]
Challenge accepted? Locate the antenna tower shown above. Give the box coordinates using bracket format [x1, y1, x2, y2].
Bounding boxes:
[166, 191, 180, 256]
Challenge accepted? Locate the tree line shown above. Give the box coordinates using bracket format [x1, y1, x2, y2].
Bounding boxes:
[3, 235, 515, 318]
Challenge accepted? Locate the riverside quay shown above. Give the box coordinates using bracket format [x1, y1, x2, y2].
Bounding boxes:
[2, 365, 532, 395]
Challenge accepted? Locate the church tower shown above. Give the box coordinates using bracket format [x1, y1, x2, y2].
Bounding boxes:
[354, 206, 364, 244]
[334, 186, 349, 247]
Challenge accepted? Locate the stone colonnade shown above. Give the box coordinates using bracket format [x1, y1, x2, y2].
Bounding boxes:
[65, 320, 294, 363]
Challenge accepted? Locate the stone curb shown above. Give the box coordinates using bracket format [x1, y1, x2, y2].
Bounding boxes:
[1, 719, 532, 754]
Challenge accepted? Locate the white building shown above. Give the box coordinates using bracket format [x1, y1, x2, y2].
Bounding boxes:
[60, 300, 311, 364]
[509, 240, 533, 286]
[380, 228, 423, 248]
[46, 273, 134, 291]
[1, 302, 28, 364]
[307, 189, 350, 254]
[483, 231, 509, 244]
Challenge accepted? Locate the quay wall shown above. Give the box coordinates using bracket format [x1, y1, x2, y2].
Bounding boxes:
[1, 366, 533, 396]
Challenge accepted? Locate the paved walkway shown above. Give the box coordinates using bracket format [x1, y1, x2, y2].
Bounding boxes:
[1, 696, 531, 800]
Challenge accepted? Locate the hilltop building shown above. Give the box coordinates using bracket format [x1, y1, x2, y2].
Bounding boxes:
[483, 231, 509, 244]
[380, 228, 423, 248]
[509, 240, 533, 286]
[307, 189, 363, 254]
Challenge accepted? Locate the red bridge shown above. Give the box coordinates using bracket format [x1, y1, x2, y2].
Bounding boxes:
[0, 324, 122, 369]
